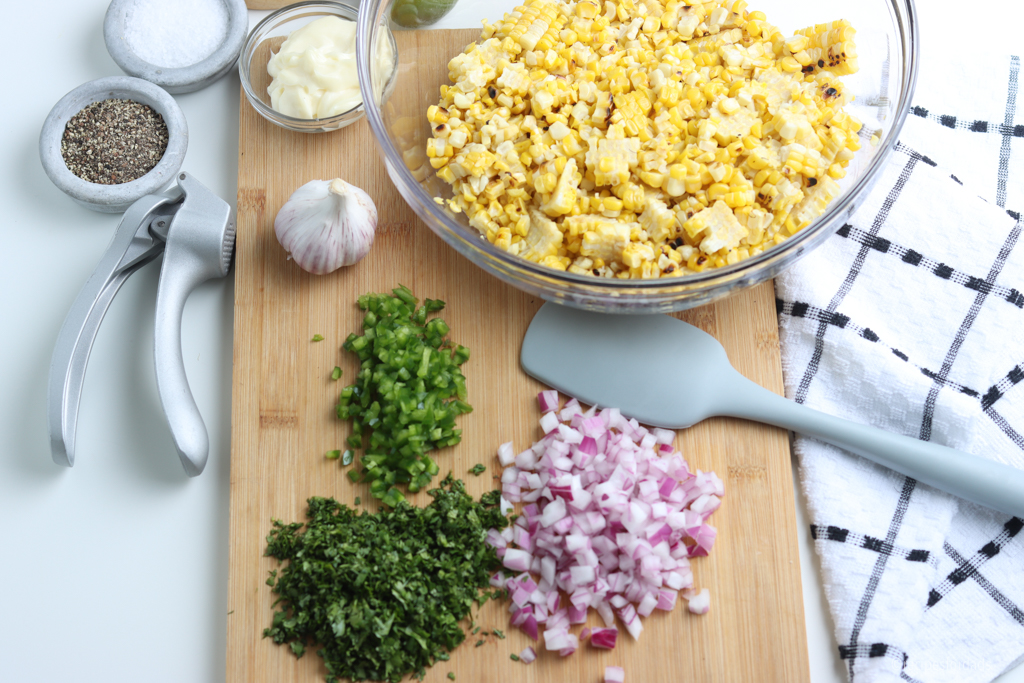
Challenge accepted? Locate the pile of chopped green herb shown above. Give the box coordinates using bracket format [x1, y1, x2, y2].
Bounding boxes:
[264, 476, 507, 683]
[336, 286, 471, 504]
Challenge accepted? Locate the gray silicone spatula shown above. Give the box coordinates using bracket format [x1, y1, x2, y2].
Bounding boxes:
[521, 302, 1024, 518]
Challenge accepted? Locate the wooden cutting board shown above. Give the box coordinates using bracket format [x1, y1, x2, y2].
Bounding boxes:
[226, 27, 808, 683]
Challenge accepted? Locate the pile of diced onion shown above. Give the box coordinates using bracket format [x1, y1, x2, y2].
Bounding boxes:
[487, 391, 722, 661]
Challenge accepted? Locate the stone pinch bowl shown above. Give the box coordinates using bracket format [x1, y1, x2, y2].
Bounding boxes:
[104, 0, 249, 94]
[39, 76, 188, 213]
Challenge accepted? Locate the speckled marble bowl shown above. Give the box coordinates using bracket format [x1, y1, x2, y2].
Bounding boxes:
[38, 76, 188, 213]
[103, 0, 248, 94]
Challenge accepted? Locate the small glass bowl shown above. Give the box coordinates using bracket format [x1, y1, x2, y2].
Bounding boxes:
[239, 0, 398, 133]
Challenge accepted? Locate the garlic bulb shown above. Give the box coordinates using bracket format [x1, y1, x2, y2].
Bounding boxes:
[274, 178, 378, 274]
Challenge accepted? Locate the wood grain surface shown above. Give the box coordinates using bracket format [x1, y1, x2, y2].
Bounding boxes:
[227, 27, 809, 683]
[246, 0, 291, 8]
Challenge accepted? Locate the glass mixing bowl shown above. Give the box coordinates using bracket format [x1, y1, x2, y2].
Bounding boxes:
[356, 0, 918, 312]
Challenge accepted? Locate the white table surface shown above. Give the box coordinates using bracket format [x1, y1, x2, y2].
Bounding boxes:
[1, 1, 1021, 681]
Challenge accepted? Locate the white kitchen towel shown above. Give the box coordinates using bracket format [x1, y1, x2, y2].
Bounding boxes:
[775, 51, 1024, 683]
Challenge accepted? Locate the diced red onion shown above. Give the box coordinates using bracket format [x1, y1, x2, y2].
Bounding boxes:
[656, 589, 677, 611]
[590, 627, 618, 649]
[492, 391, 723, 670]
[560, 397, 582, 422]
[652, 428, 675, 445]
[597, 601, 615, 627]
[511, 606, 533, 627]
[497, 441, 516, 467]
[503, 548, 532, 573]
[486, 528, 507, 549]
[617, 604, 643, 640]
[687, 587, 710, 615]
[568, 603, 588, 624]
[605, 665, 625, 683]
[543, 626, 570, 651]
[521, 615, 539, 641]
[538, 390, 559, 413]
[636, 592, 659, 617]
[511, 586, 531, 607]
[559, 633, 579, 657]
[539, 411, 560, 434]
[517, 573, 538, 593]
[519, 646, 537, 664]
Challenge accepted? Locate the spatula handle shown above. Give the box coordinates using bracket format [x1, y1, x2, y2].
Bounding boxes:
[728, 379, 1024, 518]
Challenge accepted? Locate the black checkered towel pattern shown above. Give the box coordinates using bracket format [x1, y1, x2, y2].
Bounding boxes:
[776, 52, 1024, 683]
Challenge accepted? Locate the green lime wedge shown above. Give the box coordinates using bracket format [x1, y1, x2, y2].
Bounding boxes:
[390, 0, 461, 28]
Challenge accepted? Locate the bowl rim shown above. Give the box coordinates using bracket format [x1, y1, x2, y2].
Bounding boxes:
[103, 0, 249, 95]
[357, 0, 921, 293]
[239, 0, 367, 128]
[38, 76, 189, 213]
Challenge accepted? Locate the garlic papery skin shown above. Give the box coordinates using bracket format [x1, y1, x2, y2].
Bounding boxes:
[274, 178, 378, 274]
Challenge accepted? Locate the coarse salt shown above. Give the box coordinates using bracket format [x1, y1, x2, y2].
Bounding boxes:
[124, 0, 229, 69]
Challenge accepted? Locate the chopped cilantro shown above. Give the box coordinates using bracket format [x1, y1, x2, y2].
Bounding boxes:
[474, 640, 485, 647]
[336, 286, 472, 502]
[447, 674, 456, 681]
[492, 628, 505, 639]
[312, 334, 324, 342]
[331, 366, 343, 380]
[341, 449, 354, 466]
[509, 653, 520, 661]
[468, 464, 486, 476]
[354, 496, 361, 505]
[264, 476, 507, 683]
[325, 450, 341, 460]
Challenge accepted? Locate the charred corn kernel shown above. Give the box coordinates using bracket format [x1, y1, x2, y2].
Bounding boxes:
[747, 151, 769, 170]
[786, 35, 809, 53]
[779, 55, 801, 72]
[577, 0, 599, 18]
[718, 97, 740, 115]
[602, 197, 623, 212]
[535, 172, 557, 193]
[796, 19, 859, 76]
[640, 170, 664, 188]
[436, 165, 456, 183]
[707, 183, 729, 201]
[427, 105, 449, 124]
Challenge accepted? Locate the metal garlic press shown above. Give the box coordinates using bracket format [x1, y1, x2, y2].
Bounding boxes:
[48, 172, 235, 477]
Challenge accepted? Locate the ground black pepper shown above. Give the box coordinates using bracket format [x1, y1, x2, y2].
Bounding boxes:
[60, 99, 169, 185]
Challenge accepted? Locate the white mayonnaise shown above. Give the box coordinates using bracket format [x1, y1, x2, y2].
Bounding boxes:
[266, 16, 393, 119]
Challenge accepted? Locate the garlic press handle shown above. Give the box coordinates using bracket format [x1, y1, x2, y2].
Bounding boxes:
[48, 189, 181, 467]
[153, 173, 234, 477]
